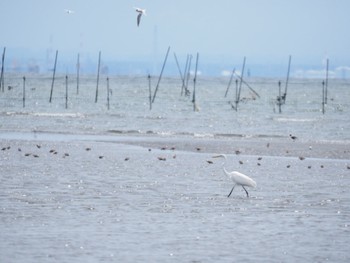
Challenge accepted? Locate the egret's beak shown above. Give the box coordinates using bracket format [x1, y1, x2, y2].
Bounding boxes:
[212, 155, 221, 158]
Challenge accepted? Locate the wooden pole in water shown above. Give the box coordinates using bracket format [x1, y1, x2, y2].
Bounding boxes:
[181, 55, 190, 96]
[234, 72, 260, 98]
[95, 51, 101, 103]
[0, 47, 5, 92]
[107, 77, 110, 110]
[49, 50, 58, 103]
[185, 55, 192, 96]
[325, 58, 329, 104]
[278, 80, 282, 113]
[322, 80, 325, 114]
[65, 75, 68, 109]
[148, 74, 152, 110]
[22, 76, 26, 108]
[225, 68, 235, 98]
[284, 55, 292, 103]
[152, 46, 170, 103]
[76, 53, 80, 95]
[174, 53, 185, 88]
[234, 79, 238, 111]
[192, 53, 199, 111]
[236, 56, 246, 110]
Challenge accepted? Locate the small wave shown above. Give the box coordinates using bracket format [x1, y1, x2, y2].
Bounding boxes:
[317, 139, 350, 145]
[215, 133, 284, 139]
[214, 133, 245, 138]
[108, 129, 142, 135]
[2, 111, 30, 116]
[274, 117, 316, 122]
[193, 133, 214, 138]
[156, 131, 176, 136]
[106, 130, 286, 140]
[1, 111, 84, 118]
[32, 112, 85, 118]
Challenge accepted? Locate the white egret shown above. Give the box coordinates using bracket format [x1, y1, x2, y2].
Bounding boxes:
[213, 154, 257, 198]
[134, 7, 146, 27]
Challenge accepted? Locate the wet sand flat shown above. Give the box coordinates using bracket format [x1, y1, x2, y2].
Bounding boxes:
[1, 134, 349, 262]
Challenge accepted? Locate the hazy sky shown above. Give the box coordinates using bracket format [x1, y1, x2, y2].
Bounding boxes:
[2, 0, 350, 66]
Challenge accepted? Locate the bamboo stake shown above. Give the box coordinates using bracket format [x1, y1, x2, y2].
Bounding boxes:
[148, 74, 152, 110]
[49, 50, 58, 103]
[234, 79, 238, 111]
[174, 53, 184, 85]
[283, 55, 292, 103]
[107, 77, 110, 110]
[76, 53, 80, 95]
[192, 53, 199, 111]
[322, 80, 325, 114]
[22, 76, 26, 108]
[325, 58, 329, 104]
[234, 72, 260, 98]
[236, 56, 246, 110]
[65, 75, 68, 109]
[152, 46, 170, 103]
[230, 79, 239, 111]
[181, 55, 190, 96]
[225, 68, 235, 98]
[95, 51, 101, 103]
[278, 80, 282, 113]
[0, 47, 5, 92]
[185, 55, 192, 96]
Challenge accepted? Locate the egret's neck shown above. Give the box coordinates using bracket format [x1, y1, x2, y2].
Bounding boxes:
[221, 159, 230, 177]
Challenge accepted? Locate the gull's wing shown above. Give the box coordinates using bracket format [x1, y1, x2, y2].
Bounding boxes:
[64, 9, 74, 14]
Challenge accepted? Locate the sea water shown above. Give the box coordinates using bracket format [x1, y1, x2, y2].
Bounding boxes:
[1, 74, 349, 141]
[0, 74, 349, 262]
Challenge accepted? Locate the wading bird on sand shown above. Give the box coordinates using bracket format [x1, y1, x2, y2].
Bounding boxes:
[213, 154, 257, 197]
[289, 134, 297, 141]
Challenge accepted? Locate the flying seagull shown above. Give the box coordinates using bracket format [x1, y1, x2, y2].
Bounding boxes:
[134, 7, 146, 27]
[64, 9, 75, 14]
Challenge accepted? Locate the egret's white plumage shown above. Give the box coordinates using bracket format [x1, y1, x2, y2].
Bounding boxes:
[213, 154, 257, 197]
[134, 7, 146, 27]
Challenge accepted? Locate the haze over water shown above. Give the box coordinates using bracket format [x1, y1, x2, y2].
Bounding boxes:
[2, 0, 350, 76]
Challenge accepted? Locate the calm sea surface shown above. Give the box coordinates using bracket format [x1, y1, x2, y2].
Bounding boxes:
[0, 74, 349, 262]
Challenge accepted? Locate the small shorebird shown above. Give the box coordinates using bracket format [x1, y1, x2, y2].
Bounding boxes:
[134, 7, 146, 26]
[289, 134, 297, 141]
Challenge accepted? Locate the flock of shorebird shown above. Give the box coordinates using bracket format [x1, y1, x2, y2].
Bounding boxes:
[2, 132, 349, 198]
[64, 7, 147, 27]
[1, 144, 104, 160]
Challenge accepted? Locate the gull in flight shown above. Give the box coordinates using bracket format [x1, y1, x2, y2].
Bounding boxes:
[134, 7, 146, 27]
[64, 9, 75, 14]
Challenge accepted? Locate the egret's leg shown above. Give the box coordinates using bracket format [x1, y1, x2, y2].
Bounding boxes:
[242, 186, 249, 197]
[227, 185, 235, 198]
